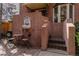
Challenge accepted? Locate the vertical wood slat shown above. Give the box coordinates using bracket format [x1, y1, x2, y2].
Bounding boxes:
[12, 4, 49, 48]
[50, 23, 63, 38]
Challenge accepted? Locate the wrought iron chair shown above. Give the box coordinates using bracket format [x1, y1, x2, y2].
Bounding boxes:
[13, 28, 32, 48]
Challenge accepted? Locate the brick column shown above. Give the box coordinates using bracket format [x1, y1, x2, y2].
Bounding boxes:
[67, 23, 75, 55]
[41, 23, 48, 50]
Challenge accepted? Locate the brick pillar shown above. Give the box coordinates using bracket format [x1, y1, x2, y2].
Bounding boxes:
[67, 24, 75, 55]
[41, 23, 48, 50]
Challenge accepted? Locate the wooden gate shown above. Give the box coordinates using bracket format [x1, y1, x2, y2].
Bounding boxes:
[50, 22, 63, 38]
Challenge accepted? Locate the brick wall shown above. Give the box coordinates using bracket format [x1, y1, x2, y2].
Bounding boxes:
[75, 4, 79, 22]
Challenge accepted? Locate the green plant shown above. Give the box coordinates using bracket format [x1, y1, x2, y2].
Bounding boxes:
[75, 32, 79, 46]
[75, 22, 79, 32]
[75, 22, 79, 46]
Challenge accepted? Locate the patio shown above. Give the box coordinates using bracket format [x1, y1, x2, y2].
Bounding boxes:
[0, 3, 76, 56]
[0, 39, 68, 56]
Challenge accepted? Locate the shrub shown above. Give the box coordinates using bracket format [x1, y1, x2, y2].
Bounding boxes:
[75, 22, 79, 32]
[75, 32, 79, 46]
[75, 22, 79, 46]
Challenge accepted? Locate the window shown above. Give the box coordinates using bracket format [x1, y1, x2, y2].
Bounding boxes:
[54, 6, 58, 22]
[60, 5, 67, 22]
[53, 4, 74, 23]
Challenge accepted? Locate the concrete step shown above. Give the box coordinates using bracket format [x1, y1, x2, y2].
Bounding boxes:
[48, 39, 65, 44]
[49, 37, 65, 43]
[48, 42, 66, 48]
[48, 37, 66, 51]
[48, 43, 66, 50]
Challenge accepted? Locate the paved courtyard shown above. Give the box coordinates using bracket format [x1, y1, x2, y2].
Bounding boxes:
[0, 39, 68, 56]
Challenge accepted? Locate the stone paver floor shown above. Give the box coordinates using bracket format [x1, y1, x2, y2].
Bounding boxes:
[0, 39, 68, 56]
